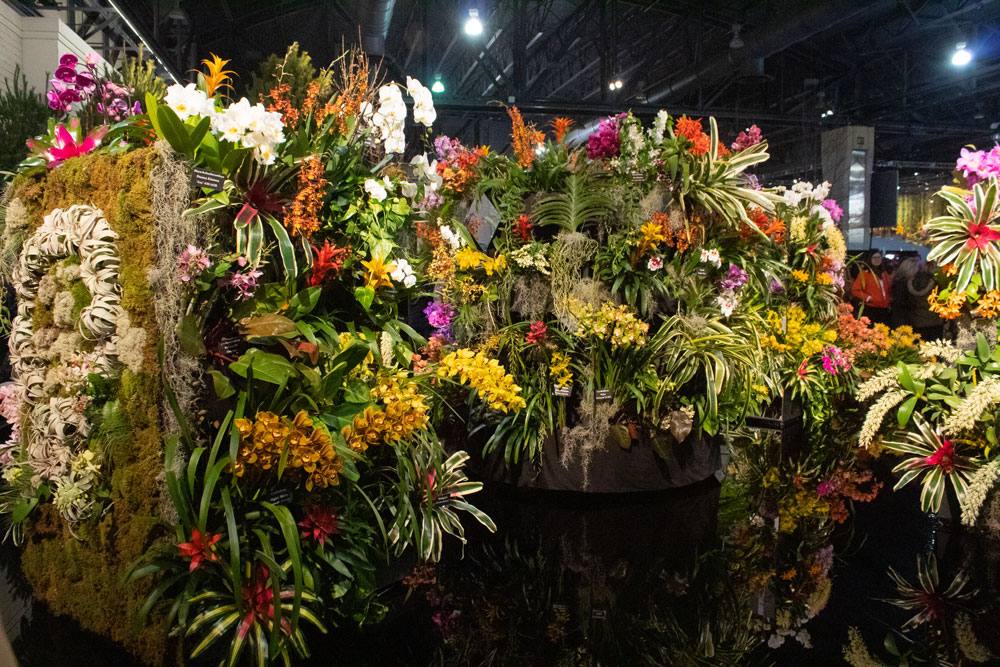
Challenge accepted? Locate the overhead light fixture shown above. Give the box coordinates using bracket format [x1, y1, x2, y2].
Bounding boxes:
[820, 109, 834, 118]
[729, 23, 744, 50]
[913, 171, 919, 176]
[608, 79, 623, 91]
[951, 42, 973, 67]
[431, 76, 445, 94]
[464, 8, 483, 37]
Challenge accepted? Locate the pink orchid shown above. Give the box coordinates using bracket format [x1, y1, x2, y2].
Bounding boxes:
[44, 122, 107, 168]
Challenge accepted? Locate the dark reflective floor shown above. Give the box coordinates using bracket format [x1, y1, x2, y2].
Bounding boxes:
[6, 477, 1000, 666]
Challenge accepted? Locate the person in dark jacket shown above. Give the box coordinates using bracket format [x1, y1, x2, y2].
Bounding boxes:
[901, 260, 943, 340]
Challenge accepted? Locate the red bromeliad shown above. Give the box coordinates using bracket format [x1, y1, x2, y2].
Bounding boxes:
[923, 439, 955, 473]
[298, 505, 339, 545]
[308, 241, 350, 286]
[966, 223, 1000, 251]
[178, 528, 222, 571]
[514, 214, 533, 243]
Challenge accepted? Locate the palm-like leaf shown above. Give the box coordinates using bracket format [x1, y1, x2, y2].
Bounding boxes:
[531, 172, 614, 233]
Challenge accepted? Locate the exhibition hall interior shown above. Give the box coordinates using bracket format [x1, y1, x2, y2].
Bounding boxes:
[1, 0, 1000, 664]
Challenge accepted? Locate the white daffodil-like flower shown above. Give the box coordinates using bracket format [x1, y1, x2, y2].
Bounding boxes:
[439, 224, 464, 250]
[406, 76, 436, 127]
[364, 178, 388, 201]
[165, 82, 214, 121]
[390, 258, 416, 288]
[859, 389, 907, 448]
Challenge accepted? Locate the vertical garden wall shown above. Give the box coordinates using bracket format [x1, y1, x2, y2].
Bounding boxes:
[5, 147, 173, 663]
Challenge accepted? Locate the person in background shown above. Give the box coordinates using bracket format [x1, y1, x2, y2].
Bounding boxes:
[890, 256, 920, 328]
[851, 251, 892, 324]
[902, 259, 943, 340]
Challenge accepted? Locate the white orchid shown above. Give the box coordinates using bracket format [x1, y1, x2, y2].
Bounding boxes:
[406, 76, 437, 127]
[164, 82, 214, 121]
[364, 178, 388, 201]
[390, 257, 417, 288]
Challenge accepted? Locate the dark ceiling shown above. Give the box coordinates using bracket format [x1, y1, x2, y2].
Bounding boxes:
[64, 1, 1000, 184]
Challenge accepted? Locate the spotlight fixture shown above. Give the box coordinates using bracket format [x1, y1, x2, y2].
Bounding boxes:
[913, 171, 919, 176]
[431, 76, 445, 94]
[820, 109, 834, 118]
[608, 79, 623, 91]
[729, 23, 744, 50]
[464, 8, 483, 37]
[951, 41, 972, 67]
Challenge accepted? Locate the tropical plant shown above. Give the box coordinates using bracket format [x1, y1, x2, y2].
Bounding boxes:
[0, 67, 49, 174]
[926, 178, 1000, 292]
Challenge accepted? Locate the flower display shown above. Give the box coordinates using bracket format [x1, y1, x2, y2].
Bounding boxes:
[438, 349, 526, 413]
[586, 114, 622, 160]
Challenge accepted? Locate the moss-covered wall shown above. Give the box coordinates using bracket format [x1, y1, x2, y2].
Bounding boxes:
[11, 148, 172, 664]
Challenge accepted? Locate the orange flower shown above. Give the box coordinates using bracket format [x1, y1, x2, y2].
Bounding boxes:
[675, 115, 710, 156]
[551, 117, 574, 143]
[508, 106, 545, 169]
[284, 155, 327, 239]
[266, 82, 299, 128]
[200, 53, 235, 98]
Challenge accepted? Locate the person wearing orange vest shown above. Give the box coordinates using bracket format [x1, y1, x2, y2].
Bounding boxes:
[851, 251, 893, 324]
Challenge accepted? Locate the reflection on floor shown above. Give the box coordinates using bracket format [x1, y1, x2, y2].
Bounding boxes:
[6, 477, 1000, 666]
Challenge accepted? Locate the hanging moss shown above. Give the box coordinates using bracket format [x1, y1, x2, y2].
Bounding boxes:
[11, 148, 176, 665]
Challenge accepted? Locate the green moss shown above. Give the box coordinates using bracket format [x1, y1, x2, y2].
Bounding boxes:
[69, 279, 90, 321]
[13, 148, 175, 665]
[31, 300, 53, 330]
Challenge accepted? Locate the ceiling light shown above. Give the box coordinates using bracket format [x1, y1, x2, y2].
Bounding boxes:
[534, 143, 546, 156]
[913, 171, 919, 176]
[729, 23, 744, 50]
[464, 8, 483, 37]
[825, 109, 833, 116]
[951, 42, 972, 67]
[609, 79, 623, 91]
[431, 76, 445, 94]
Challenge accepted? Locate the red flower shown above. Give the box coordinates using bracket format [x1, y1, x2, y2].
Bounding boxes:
[43, 121, 107, 168]
[924, 440, 955, 473]
[526, 320, 548, 345]
[797, 358, 810, 378]
[308, 240, 350, 286]
[298, 505, 339, 546]
[178, 528, 221, 571]
[966, 223, 1000, 251]
[514, 214, 533, 243]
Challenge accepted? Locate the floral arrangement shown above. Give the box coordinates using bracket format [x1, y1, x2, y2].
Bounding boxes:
[0, 45, 520, 664]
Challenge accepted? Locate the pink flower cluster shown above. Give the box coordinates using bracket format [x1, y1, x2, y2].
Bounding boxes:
[228, 257, 263, 301]
[821, 198, 843, 223]
[586, 114, 622, 160]
[48, 53, 139, 121]
[423, 300, 455, 339]
[955, 146, 1000, 187]
[821, 345, 851, 375]
[730, 124, 762, 152]
[177, 245, 212, 283]
[434, 136, 463, 162]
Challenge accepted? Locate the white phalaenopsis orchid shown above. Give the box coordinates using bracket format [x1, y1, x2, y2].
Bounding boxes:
[406, 77, 436, 127]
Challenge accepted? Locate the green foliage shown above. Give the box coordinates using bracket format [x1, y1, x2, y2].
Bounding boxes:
[111, 46, 168, 108]
[248, 42, 323, 104]
[0, 67, 48, 175]
[531, 172, 614, 233]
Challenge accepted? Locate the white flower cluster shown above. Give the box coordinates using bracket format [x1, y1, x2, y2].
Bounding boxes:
[390, 257, 417, 288]
[778, 180, 831, 207]
[858, 389, 907, 448]
[164, 82, 214, 121]
[942, 375, 1000, 435]
[164, 83, 285, 165]
[919, 339, 964, 364]
[842, 627, 882, 667]
[439, 224, 465, 250]
[406, 77, 436, 127]
[959, 459, 1000, 528]
[699, 247, 721, 268]
[210, 97, 285, 165]
[856, 367, 899, 402]
[717, 291, 739, 318]
[411, 153, 443, 192]
[6, 205, 123, 519]
[366, 84, 407, 154]
[364, 177, 392, 202]
[509, 243, 550, 275]
[649, 109, 669, 145]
